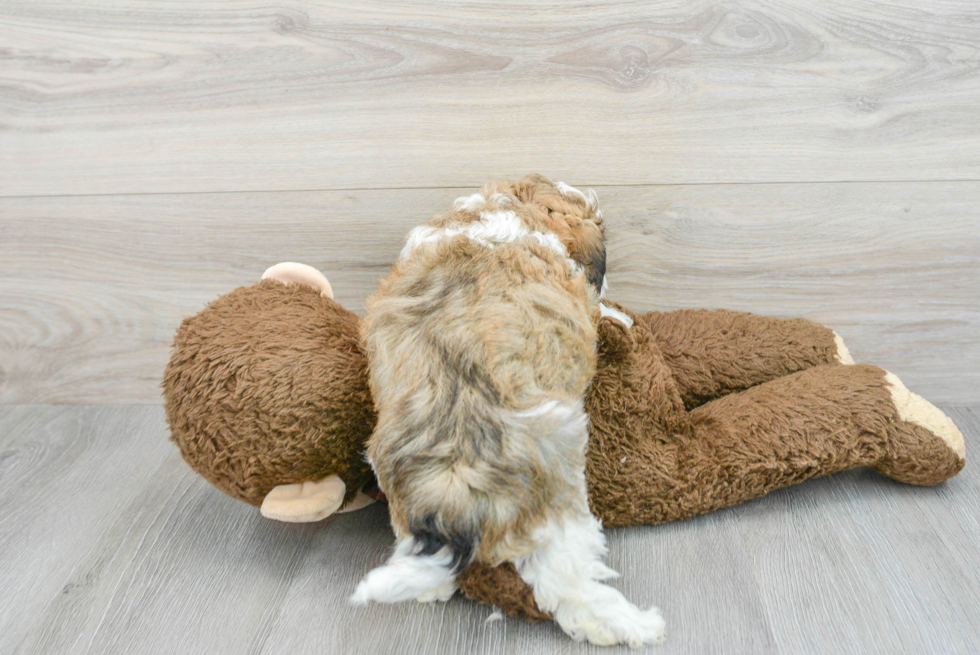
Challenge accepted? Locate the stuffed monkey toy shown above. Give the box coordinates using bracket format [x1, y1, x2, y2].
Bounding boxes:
[163, 263, 965, 621]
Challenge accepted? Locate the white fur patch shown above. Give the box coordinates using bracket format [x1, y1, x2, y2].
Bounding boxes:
[556, 181, 587, 202]
[399, 210, 579, 275]
[415, 578, 459, 603]
[488, 192, 516, 206]
[485, 609, 505, 624]
[515, 511, 666, 647]
[453, 193, 486, 213]
[510, 400, 589, 445]
[885, 372, 965, 459]
[599, 303, 633, 328]
[351, 537, 457, 605]
[475, 210, 526, 243]
[506, 400, 666, 646]
[503, 400, 592, 488]
[511, 399, 588, 430]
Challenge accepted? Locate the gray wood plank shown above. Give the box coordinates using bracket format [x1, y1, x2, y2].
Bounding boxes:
[604, 182, 980, 404]
[0, 406, 174, 654]
[259, 503, 776, 655]
[2, 181, 976, 404]
[733, 438, 980, 653]
[611, 513, 778, 655]
[2, 406, 978, 654]
[2, 0, 980, 196]
[17, 448, 319, 655]
[938, 408, 980, 553]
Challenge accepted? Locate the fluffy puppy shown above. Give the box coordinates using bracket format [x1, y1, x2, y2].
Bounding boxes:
[352, 175, 665, 647]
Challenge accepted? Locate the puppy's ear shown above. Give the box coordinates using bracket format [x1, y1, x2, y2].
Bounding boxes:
[583, 240, 606, 295]
[570, 222, 606, 295]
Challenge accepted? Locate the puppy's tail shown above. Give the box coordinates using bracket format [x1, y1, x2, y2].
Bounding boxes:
[350, 515, 478, 605]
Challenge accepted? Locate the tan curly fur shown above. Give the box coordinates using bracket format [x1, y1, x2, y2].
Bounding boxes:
[362, 175, 606, 565]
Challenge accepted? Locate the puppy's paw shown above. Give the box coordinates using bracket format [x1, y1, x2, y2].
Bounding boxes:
[623, 606, 667, 648]
[575, 606, 665, 648]
[555, 589, 666, 648]
[416, 579, 458, 603]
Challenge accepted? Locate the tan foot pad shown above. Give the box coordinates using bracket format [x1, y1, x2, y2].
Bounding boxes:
[833, 331, 855, 365]
[885, 372, 965, 459]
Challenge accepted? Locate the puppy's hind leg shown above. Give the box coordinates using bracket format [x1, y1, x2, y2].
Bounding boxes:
[514, 509, 666, 647]
[350, 536, 458, 605]
[351, 514, 476, 606]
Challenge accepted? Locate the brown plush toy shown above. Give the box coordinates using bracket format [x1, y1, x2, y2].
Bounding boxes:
[164, 262, 965, 622]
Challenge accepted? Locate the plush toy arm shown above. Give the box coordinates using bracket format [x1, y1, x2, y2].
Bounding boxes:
[640, 309, 853, 409]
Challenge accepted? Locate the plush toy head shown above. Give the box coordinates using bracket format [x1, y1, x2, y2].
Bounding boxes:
[164, 264, 377, 521]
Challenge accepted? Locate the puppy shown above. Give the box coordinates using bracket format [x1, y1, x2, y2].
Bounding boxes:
[351, 175, 665, 647]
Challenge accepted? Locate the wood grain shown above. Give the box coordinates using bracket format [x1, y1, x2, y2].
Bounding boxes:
[0, 406, 174, 654]
[261, 503, 777, 655]
[2, 0, 980, 196]
[938, 408, 980, 549]
[18, 450, 320, 655]
[734, 466, 980, 653]
[2, 405, 977, 654]
[2, 182, 976, 404]
[2, 1, 978, 652]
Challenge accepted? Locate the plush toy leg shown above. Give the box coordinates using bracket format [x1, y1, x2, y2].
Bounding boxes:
[876, 372, 966, 484]
[640, 309, 852, 409]
[457, 364, 965, 623]
[674, 364, 965, 521]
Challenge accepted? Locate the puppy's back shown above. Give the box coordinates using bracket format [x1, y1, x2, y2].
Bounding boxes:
[355, 177, 605, 603]
[365, 237, 597, 565]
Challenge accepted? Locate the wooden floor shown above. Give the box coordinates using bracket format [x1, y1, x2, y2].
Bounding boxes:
[3, 0, 980, 653]
[0, 405, 977, 655]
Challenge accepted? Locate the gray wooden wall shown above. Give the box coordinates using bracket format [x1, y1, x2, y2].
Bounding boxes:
[2, 4, 980, 654]
[2, 0, 978, 405]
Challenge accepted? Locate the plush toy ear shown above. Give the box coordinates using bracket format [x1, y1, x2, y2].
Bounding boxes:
[260, 475, 377, 522]
[261, 474, 346, 522]
[261, 262, 333, 299]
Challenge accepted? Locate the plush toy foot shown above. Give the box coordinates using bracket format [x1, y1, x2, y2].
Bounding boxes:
[832, 331, 855, 365]
[337, 491, 377, 514]
[875, 372, 966, 486]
